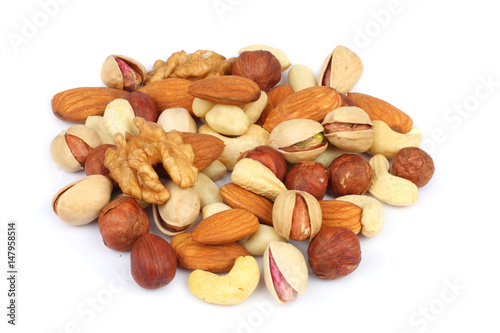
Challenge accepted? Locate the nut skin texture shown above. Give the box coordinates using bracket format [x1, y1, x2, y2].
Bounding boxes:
[131, 233, 177, 289]
[308, 227, 361, 279]
[65, 134, 93, 165]
[328, 154, 372, 197]
[124, 91, 158, 122]
[85, 144, 115, 181]
[237, 145, 287, 181]
[290, 195, 311, 241]
[285, 161, 328, 200]
[98, 196, 150, 252]
[232, 51, 282, 92]
[391, 147, 435, 187]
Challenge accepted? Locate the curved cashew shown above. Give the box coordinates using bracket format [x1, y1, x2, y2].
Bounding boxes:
[368, 120, 421, 158]
[368, 154, 418, 206]
[187, 256, 260, 305]
[336, 195, 385, 237]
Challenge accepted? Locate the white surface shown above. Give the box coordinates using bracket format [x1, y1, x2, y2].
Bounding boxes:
[2, 0, 500, 332]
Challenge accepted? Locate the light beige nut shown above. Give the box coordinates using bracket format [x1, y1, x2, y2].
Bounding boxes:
[187, 255, 260, 305]
[152, 180, 201, 236]
[103, 98, 139, 138]
[198, 124, 270, 170]
[100, 55, 147, 91]
[238, 44, 291, 72]
[231, 158, 287, 201]
[314, 145, 353, 169]
[368, 120, 422, 158]
[287, 64, 317, 92]
[317, 45, 363, 94]
[200, 159, 227, 181]
[243, 91, 268, 124]
[193, 172, 223, 208]
[85, 116, 115, 145]
[237, 224, 287, 256]
[368, 154, 418, 206]
[192, 97, 216, 119]
[157, 107, 197, 133]
[336, 195, 385, 237]
[201, 202, 232, 219]
[205, 104, 249, 136]
[52, 175, 113, 225]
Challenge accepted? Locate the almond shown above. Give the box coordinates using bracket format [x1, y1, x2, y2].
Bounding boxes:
[186, 75, 261, 105]
[319, 200, 362, 234]
[170, 232, 249, 273]
[191, 209, 259, 245]
[219, 182, 274, 226]
[52, 87, 128, 122]
[256, 84, 294, 126]
[181, 132, 225, 171]
[347, 92, 413, 134]
[263, 86, 342, 132]
[137, 78, 194, 115]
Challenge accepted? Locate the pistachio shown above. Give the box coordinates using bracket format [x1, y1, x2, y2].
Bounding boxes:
[322, 106, 374, 153]
[100, 55, 147, 91]
[153, 181, 201, 236]
[268, 119, 327, 164]
[50, 124, 102, 172]
[52, 175, 113, 225]
[317, 45, 363, 94]
[103, 99, 140, 138]
[262, 241, 308, 304]
[85, 116, 115, 145]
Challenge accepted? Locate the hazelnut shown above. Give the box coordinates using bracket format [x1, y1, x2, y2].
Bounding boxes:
[231, 50, 282, 92]
[238, 145, 287, 181]
[84, 144, 115, 181]
[285, 161, 328, 200]
[98, 196, 150, 252]
[308, 227, 361, 279]
[328, 154, 372, 197]
[391, 147, 435, 187]
[124, 91, 158, 122]
[131, 233, 177, 289]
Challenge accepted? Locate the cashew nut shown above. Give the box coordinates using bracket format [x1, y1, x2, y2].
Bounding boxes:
[368, 120, 422, 158]
[238, 224, 287, 256]
[368, 154, 418, 206]
[336, 195, 385, 237]
[187, 255, 260, 305]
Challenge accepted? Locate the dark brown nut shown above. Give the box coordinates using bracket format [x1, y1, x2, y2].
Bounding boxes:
[285, 161, 328, 200]
[131, 233, 177, 289]
[85, 144, 115, 180]
[237, 145, 287, 181]
[124, 91, 158, 122]
[307, 226, 361, 279]
[391, 147, 435, 187]
[231, 50, 282, 92]
[98, 196, 150, 251]
[328, 154, 372, 197]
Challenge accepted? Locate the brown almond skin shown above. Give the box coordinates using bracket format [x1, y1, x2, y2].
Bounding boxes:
[137, 78, 194, 115]
[187, 75, 261, 105]
[181, 132, 225, 171]
[219, 183, 274, 226]
[171, 233, 250, 273]
[131, 233, 177, 289]
[285, 161, 328, 201]
[308, 227, 361, 279]
[319, 200, 362, 234]
[52, 87, 128, 123]
[257, 84, 294, 126]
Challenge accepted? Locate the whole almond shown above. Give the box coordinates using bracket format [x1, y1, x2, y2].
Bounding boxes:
[170, 232, 250, 273]
[347, 92, 413, 134]
[263, 86, 342, 132]
[257, 84, 294, 126]
[187, 75, 261, 105]
[219, 183, 274, 226]
[137, 78, 194, 115]
[181, 132, 225, 171]
[52, 87, 128, 122]
[191, 209, 259, 245]
[319, 200, 362, 234]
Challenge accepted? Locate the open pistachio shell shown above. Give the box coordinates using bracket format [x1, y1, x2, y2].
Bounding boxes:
[322, 106, 374, 153]
[50, 124, 102, 172]
[100, 55, 147, 91]
[263, 241, 308, 304]
[317, 45, 363, 94]
[268, 119, 327, 164]
[52, 175, 113, 225]
[272, 190, 322, 241]
[152, 181, 201, 236]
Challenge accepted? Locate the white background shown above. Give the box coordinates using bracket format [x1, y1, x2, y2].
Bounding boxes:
[2, 0, 500, 332]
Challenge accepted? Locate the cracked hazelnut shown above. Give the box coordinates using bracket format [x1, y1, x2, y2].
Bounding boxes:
[328, 154, 372, 197]
[391, 147, 435, 187]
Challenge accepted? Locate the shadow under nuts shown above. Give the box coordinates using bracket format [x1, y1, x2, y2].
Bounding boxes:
[328, 153, 372, 197]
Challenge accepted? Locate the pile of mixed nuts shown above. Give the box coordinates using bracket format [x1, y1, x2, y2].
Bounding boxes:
[50, 45, 435, 305]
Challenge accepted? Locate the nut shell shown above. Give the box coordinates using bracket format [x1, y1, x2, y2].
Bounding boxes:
[317, 46, 363, 94]
[101, 55, 147, 91]
[391, 147, 435, 187]
[328, 154, 372, 197]
[232, 50, 282, 92]
[52, 175, 113, 225]
[285, 161, 328, 200]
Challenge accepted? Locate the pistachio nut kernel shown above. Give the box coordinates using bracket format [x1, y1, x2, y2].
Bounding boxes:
[100, 55, 147, 91]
